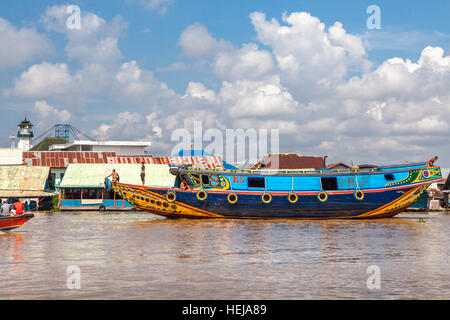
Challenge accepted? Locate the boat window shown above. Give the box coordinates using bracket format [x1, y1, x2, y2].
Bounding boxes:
[384, 174, 395, 181]
[174, 175, 182, 188]
[248, 177, 265, 188]
[321, 177, 338, 190]
[202, 175, 210, 185]
[177, 174, 192, 189]
[190, 174, 201, 185]
[83, 189, 103, 199]
[63, 188, 81, 199]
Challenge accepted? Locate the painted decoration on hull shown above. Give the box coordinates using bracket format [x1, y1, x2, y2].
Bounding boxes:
[187, 172, 229, 190]
[385, 167, 442, 187]
[112, 184, 222, 218]
[112, 182, 429, 219]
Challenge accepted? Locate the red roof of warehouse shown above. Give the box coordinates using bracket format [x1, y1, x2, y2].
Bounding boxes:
[23, 151, 116, 167]
[107, 155, 224, 169]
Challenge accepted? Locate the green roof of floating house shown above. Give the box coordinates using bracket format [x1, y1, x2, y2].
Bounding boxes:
[59, 164, 175, 188]
[0, 165, 55, 197]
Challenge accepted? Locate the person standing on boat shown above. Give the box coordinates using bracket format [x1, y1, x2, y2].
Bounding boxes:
[106, 169, 120, 183]
[428, 156, 438, 167]
[140, 161, 146, 186]
[13, 199, 24, 216]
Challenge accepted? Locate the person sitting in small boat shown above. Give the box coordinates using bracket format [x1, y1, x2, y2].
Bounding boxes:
[0, 200, 12, 216]
[106, 169, 120, 182]
[13, 199, 24, 216]
[428, 156, 438, 167]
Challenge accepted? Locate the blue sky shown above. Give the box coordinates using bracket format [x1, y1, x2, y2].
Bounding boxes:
[1, 0, 449, 88]
[1, 0, 449, 165]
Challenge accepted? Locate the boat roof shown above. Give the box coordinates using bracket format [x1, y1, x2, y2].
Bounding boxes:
[250, 153, 326, 170]
[170, 161, 429, 176]
[60, 163, 175, 188]
[0, 165, 52, 197]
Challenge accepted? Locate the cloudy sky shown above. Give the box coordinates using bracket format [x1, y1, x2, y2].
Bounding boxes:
[1, 0, 449, 166]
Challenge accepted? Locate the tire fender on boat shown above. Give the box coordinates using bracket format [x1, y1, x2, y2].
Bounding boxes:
[196, 189, 208, 201]
[287, 192, 298, 204]
[166, 190, 177, 203]
[317, 191, 328, 202]
[261, 192, 272, 204]
[227, 192, 238, 204]
[354, 189, 365, 201]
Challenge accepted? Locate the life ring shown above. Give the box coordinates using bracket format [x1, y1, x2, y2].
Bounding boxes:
[227, 192, 238, 204]
[354, 190, 364, 201]
[317, 191, 328, 202]
[196, 189, 208, 201]
[166, 190, 177, 203]
[287, 192, 298, 204]
[261, 192, 272, 204]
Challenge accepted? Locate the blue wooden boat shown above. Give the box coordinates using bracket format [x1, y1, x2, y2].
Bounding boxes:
[111, 161, 444, 219]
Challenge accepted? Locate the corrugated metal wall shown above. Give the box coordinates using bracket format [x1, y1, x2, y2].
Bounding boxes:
[23, 151, 116, 167]
[0, 166, 50, 194]
[107, 156, 224, 169]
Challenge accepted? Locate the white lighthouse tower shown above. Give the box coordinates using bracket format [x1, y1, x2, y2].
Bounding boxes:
[17, 118, 34, 151]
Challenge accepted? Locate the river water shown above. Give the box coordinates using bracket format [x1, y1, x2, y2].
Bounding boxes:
[1, 211, 449, 299]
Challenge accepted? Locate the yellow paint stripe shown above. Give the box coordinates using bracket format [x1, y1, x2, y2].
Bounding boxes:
[113, 182, 429, 220]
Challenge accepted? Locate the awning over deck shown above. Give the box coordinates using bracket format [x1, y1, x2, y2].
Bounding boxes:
[59, 163, 175, 188]
[0, 190, 57, 197]
[0, 165, 54, 198]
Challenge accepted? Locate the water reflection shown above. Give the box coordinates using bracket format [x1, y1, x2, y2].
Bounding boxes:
[0, 232, 24, 263]
[0, 212, 449, 299]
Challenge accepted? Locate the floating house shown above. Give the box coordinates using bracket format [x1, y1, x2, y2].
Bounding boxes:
[0, 165, 56, 210]
[23, 151, 116, 188]
[58, 163, 175, 210]
[426, 168, 450, 209]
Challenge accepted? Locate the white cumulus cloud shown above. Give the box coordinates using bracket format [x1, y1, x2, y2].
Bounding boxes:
[33, 100, 72, 128]
[0, 17, 53, 69]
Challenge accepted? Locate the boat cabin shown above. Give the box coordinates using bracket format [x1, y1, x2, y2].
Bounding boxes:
[170, 162, 434, 193]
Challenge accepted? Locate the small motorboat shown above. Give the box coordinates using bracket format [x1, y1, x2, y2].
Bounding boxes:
[0, 214, 34, 232]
